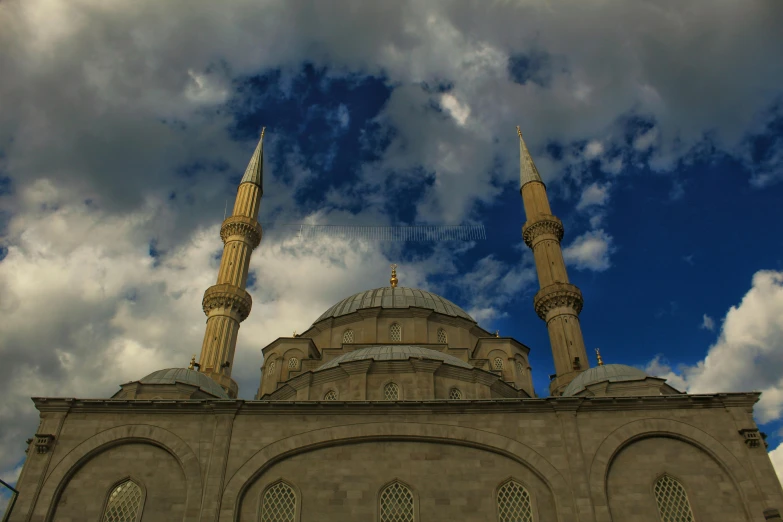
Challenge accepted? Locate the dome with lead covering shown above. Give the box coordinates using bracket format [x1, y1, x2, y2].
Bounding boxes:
[315, 286, 474, 324]
[562, 364, 649, 396]
[139, 368, 229, 398]
[317, 345, 474, 371]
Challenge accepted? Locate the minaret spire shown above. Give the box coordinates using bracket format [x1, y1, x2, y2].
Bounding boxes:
[517, 127, 589, 396]
[197, 129, 266, 398]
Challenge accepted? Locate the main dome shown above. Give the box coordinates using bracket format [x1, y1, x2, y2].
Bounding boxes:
[315, 286, 474, 324]
[318, 345, 474, 370]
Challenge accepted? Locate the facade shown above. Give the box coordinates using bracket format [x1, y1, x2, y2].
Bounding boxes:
[7, 129, 783, 522]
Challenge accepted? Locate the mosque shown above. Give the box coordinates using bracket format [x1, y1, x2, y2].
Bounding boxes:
[7, 128, 783, 522]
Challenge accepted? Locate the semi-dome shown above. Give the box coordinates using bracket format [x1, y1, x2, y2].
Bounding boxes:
[562, 364, 649, 396]
[315, 286, 474, 324]
[139, 368, 230, 399]
[318, 345, 474, 371]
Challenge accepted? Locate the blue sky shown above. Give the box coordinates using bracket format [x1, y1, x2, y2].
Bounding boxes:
[1, 0, 783, 509]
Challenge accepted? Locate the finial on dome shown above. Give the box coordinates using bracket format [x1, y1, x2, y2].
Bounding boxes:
[595, 348, 604, 366]
[188, 354, 196, 370]
[390, 264, 398, 288]
[495, 330, 500, 337]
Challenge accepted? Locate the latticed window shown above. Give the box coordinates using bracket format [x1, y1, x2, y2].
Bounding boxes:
[343, 329, 354, 343]
[384, 382, 399, 401]
[497, 480, 533, 522]
[654, 475, 695, 522]
[267, 360, 276, 375]
[437, 328, 447, 344]
[288, 357, 299, 369]
[102, 479, 143, 522]
[324, 390, 338, 401]
[448, 388, 462, 400]
[517, 362, 524, 374]
[390, 323, 402, 342]
[379, 481, 415, 522]
[260, 481, 297, 522]
[493, 357, 504, 370]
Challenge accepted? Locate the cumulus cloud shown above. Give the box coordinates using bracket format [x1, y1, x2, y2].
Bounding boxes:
[563, 229, 615, 272]
[700, 313, 716, 331]
[576, 182, 611, 211]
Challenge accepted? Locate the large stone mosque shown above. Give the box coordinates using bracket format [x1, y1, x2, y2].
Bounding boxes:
[7, 128, 783, 522]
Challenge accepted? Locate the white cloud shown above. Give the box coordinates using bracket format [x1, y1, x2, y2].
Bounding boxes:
[584, 140, 604, 159]
[440, 93, 471, 126]
[644, 355, 688, 392]
[563, 229, 615, 272]
[769, 444, 783, 486]
[633, 127, 658, 151]
[576, 182, 611, 210]
[700, 313, 715, 331]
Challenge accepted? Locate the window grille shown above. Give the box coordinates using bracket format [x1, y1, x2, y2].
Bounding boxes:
[437, 328, 447, 344]
[654, 475, 695, 522]
[517, 362, 524, 374]
[343, 329, 355, 343]
[448, 388, 462, 400]
[324, 390, 338, 401]
[390, 323, 402, 342]
[102, 479, 143, 522]
[260, 481, 297, 522]
[379, 481, 415, 522]
[288, 357, 299, 369]
[384, 382, 399, 401]
[497, 480, 533, 522]
[493, 357, 504, 370]
[267, 361, 275, 375]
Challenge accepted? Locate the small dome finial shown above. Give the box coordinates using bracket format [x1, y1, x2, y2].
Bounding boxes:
[188, 354, 196, 370]
[495, 330, 500, 337]
[595, 348, 604, 366]
[390, 264, 398, 287]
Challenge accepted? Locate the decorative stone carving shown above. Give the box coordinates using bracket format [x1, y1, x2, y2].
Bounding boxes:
[220, 215, 263, 249]
[34, 433, 55, 454]
[202, 284, 253, 321]
[522, 217, 564, 247]
[738, 428, 766, 448]
[533, 283, 584, 320]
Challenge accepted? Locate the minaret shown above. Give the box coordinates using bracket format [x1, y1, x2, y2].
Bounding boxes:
[517, 126, 589, 396]
[198, 128, 265, 398]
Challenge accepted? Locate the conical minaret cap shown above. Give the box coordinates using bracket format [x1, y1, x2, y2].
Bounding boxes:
[241, 127, 265, 191]
[517, 126, 543, 188]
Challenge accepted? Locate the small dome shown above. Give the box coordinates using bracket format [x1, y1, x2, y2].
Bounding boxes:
[315, 286, 474, 324]
[318, 345, 474, 371]
[139, 368, 229, 399]
[562, 364, 649, 396]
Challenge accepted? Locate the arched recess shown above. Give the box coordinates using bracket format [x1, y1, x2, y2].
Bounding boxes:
[219, 422, 573, 522]
[588, 418, 760, 522]
[33, 424, 203, 522]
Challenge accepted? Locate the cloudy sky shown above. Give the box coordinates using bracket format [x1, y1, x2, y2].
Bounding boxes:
[2, 0, 783, 508]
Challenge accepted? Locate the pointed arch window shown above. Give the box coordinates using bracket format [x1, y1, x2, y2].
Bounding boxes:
[493, 357, 504, 370]
[343, 329, 355, 343]
[497, 479, 533, 522]
[654, 475, 695, 522]
[260, 481, 297, 522]
[437, 328, 447, 344]
[267, 360, 276, 375]
[390, 323, 402, 342]
[516, 361, 524, 374]
[324, 390, 338, 401]
[101, 478, 144, 522]
[288, 357, 299, 370]
[379, 481, 415, 522]
[384, 382, 399, 401]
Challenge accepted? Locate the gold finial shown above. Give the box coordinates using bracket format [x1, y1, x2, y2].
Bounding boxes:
[495, 330, 500, 337]
[261, 127, 266, 139]
[293, 331, 297, 337]
[595, 348, 604, 366]
[390, 264, 398, 288]
[188, 354, 196, 370]
[516, 125, 523, 138]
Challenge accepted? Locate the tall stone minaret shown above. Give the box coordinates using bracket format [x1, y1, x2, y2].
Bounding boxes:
[198, 129, 265, 398]
[517, 127, 589, 396]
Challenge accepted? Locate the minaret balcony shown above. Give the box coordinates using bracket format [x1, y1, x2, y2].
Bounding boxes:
[522, 215, 564, 247]
[533, 282, 584, 321]
[220, 215, 263, 248]
[202, 284, 253, 321]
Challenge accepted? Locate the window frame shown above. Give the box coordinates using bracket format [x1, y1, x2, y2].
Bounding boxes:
[342, 329, 355, 344]
[287, 357, 299, 370]
[383, 381, 401, 401]
[389, 322, 402, 343]
[652, 473, 696, 522]
[437, 328, 448, 344]
[258, 479, 301, 522]
[493, 357, 505, 371]
[323, 389, 338, 401]
[99, 476, 146, 522]
[377, 479, 418, 522]
[494, 477, 536, 522]
[448, 387, 463, 400]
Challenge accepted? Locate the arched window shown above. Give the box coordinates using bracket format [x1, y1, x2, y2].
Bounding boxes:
[288, 357, 299, 370]
[324, 390, 338, 401]
[493, 357, 504, 370]
[260, 481, 297, 522]
[448, 388, 462, 400]
[379, 481, 414, 522]
[516, 361, 524, 374]
[384, 382, 399, 401]
[437, 328, 447, 344]
[343, 329, 355, 343]
[497, 479, 533, 522]
[102, 479, 144, 522]
[389, 323, 402, 342]
[267, 360, 276, 375]
[654, 475, 695, 522]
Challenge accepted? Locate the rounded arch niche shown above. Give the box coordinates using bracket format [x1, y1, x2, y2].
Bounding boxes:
[223, 422, 574, 522]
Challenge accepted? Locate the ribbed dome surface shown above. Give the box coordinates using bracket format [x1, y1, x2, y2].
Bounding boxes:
[562, 364, 649, 396]
[315, 286, 474, 324]
[318, 345, 474, 371]
[139, 368, 229, 398]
